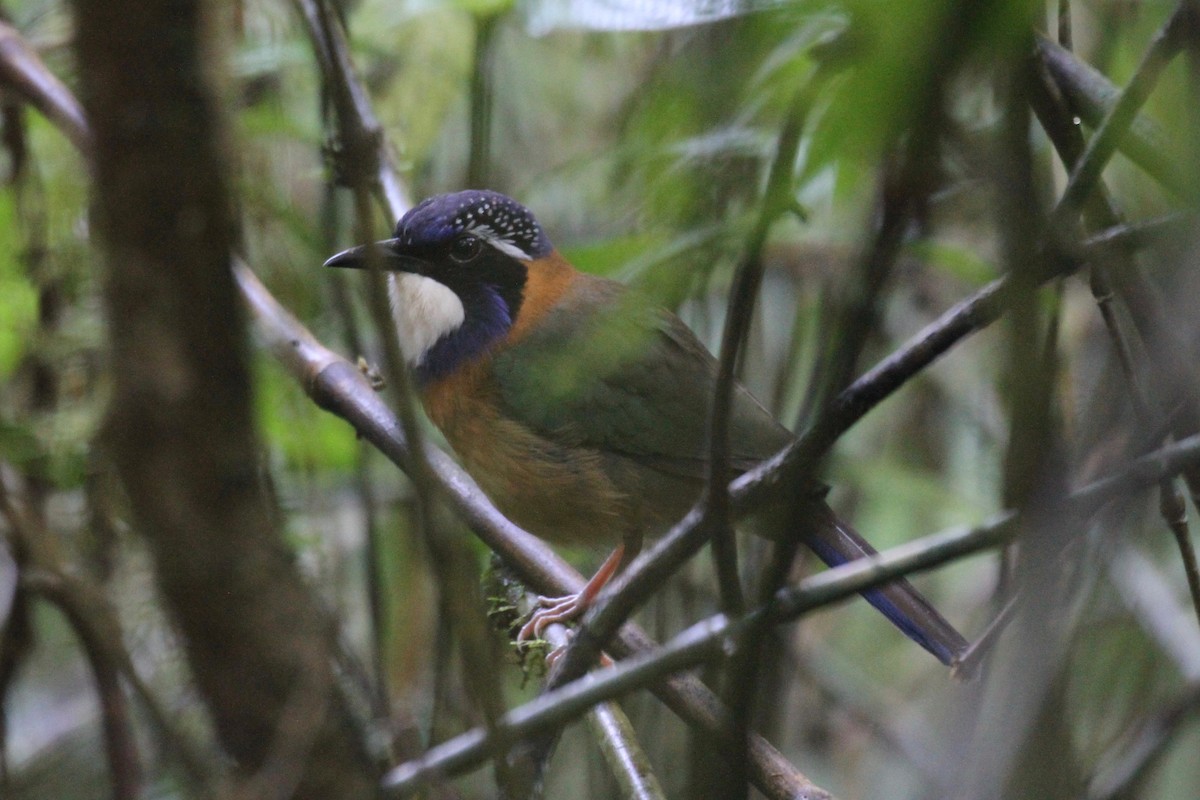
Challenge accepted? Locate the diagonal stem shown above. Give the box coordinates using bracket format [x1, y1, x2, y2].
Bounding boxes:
[1051, 1, 1195, 223]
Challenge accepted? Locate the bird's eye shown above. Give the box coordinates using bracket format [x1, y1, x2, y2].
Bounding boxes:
[449, 235, 483, 263]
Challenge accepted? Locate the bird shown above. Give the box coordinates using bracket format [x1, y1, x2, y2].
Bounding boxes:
[325, 189, 968, 667]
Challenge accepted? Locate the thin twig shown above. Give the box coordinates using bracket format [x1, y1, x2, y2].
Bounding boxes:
[300, 3, 519, 792]
[1088, 683, 1200, 800]
[466, 12, 499, 188]
[702, 76, 818, 798]
[1032, 36, 1200, 628]
[319, 169, 393, 729]
[704, 79, 814, 618]
[20, 570, 141, 800]
[1051, 1, 1194, 223]
[953, 595, 1020, 679]
[292, 0, 410, 214]
[1036, 35, 1189, 198]
[0, 21, 90, 152]
[0, 481, 141, 800]
[586, 703, 667, 800]
[540, 604, 666, 800]
[2, 485, 218, 797]
[1166, 510, 1200, 629]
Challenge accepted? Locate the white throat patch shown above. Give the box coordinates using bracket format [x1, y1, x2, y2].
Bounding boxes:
[387, 273, 465, 365]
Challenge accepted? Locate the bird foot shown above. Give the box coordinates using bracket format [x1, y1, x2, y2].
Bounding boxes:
[356, 356, 385, 390]
[517, 592, 587, 644]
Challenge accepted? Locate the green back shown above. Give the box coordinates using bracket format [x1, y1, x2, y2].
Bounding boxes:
[492, 275, 790, 480]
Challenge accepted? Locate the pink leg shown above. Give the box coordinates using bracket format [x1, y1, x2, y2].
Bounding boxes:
[517, 544, 626, 643]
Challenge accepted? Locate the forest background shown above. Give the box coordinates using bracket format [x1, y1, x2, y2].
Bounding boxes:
[1, 0, 1199, 799]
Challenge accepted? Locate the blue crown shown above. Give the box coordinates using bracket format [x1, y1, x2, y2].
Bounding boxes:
[395, 190, 552, 260]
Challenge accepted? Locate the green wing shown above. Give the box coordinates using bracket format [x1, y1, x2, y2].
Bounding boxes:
[492, 275, 789, 480]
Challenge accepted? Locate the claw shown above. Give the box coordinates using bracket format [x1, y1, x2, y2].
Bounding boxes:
[515, 543, 633, 667]
[517, 592, 588, 643]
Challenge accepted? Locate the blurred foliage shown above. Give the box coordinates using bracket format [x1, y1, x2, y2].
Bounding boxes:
[0, 0, 1198, 798]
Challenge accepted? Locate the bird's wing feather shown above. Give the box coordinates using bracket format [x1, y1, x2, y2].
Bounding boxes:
[492, 274, 968, 667]
[492, 275, 789, 479]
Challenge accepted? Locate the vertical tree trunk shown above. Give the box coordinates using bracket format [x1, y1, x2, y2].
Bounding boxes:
[69, 1, 376, 795]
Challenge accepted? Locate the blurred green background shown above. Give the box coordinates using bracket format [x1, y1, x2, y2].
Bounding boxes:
[2, 0, 1199, 798]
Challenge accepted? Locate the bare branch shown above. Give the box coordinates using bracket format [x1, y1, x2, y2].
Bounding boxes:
[381, 425, 1200, 791]
[1036, 35, 1188, 199]
[0, 21, 90, 153]
[20, 569, 141, 800]
[1089, 684, 1200, 800]
[382, 513, 1009, 794]
[291, 0, 409, 216]
[1051, 1, 1195, 222]
[1031, 38, 1200, 629]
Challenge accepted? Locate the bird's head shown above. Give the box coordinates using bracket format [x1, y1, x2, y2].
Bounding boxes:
[325, 190, 554, 384]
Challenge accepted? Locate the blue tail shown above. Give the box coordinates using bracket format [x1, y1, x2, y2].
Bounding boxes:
[805, 505, 968, 667]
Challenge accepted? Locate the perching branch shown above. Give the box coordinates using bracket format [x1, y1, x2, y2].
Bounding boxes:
[380, 429, 1200, 791]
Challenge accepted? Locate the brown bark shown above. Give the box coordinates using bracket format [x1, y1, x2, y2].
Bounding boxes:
[69, 1, 375, 795]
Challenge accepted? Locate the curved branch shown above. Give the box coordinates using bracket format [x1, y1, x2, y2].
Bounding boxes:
[21, 570, 141, 800]
[0, 22, 90, 153]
